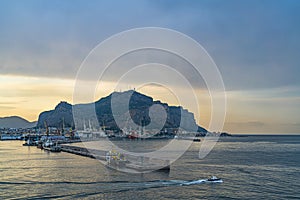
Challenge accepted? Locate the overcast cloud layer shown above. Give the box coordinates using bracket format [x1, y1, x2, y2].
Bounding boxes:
[0, 0, 299, 91]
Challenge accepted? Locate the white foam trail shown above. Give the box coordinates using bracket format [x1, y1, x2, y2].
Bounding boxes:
[180, 179, 206, 186]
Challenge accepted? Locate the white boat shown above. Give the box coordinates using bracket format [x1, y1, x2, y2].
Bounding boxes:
[43, 139, 54, 148]
[206, 176, 223, 183]
[77, 119, 107, 139]
[23, 139, 36, 146]
[1, 134, 22, 140]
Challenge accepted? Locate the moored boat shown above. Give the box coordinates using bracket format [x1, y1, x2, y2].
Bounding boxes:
[1, 134, 22, 140]
[22, 138, 37, 146]
[105, 150, 170, 173]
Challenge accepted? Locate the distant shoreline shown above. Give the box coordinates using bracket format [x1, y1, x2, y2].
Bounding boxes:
[232, 133, 300, 136]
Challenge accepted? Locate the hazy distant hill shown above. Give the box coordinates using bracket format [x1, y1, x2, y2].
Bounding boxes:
[37, 90, 207, 133]
[0, 116, 37, 128]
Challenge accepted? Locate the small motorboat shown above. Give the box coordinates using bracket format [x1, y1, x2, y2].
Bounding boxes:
[206, 176, 223, 183]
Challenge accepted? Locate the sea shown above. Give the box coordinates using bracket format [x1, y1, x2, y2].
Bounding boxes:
[0, 135, 299, 200]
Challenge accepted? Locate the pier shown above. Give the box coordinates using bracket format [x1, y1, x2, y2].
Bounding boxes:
[60, 144, 106, 160]
[60, 143, 170, 172]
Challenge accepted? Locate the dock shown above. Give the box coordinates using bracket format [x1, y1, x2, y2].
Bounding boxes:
[61, 145, 106, 160]
[60, 143, 170, 172]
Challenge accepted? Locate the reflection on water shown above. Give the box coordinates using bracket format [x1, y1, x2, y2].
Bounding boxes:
[0, 136, 300, 199]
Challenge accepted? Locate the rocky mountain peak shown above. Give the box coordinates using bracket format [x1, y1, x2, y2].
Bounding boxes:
[37, 90, 207, 134]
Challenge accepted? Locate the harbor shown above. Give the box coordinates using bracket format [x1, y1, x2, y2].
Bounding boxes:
[2, 124, 173, 173]
[0, 116, 228, 174]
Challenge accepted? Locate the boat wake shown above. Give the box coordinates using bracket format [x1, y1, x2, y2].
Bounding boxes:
[0, 178, 222, 187]
[2, 178, 223, 199]
[179, 179, 207, 185]
[158, 178, 222, 186]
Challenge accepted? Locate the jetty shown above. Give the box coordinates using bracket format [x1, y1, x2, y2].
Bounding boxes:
[60, 144, 106, 160]
[60, 143, 170, 172]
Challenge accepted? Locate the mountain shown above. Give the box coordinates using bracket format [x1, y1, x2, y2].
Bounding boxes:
[0, 116, 37, 128]
[37, 101, 73, 129]
[37, 90, 207, 134]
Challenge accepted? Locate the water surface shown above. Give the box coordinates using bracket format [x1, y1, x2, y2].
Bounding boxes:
[0, 136, 299, 199]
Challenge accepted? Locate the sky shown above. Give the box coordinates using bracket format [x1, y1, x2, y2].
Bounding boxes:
[0, 0, 299, 133]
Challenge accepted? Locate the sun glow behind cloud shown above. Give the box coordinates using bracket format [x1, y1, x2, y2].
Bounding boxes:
[0, 75, 74, 121]
[224, 87, 300, 133]
[0, 74, 213, 129]
[1, 74, 300, 133]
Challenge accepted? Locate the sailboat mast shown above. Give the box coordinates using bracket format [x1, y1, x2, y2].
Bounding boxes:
[88, 119, 92, 131]
[83, 119, 86, 131]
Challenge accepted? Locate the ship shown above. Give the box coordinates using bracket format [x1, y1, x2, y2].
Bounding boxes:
[105, 149, 170, 173]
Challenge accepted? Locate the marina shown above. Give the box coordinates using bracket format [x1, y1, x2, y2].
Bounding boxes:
[2, 125, 173, 173]
[0, 125, 207, 174]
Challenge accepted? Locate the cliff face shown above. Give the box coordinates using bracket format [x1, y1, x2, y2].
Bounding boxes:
[37, 101, 73, 128]
[37, 90, 207, 133]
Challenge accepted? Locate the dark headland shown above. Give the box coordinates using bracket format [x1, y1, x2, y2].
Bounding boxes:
[37, 90, 213, 136]
[0, 90, 231, 138]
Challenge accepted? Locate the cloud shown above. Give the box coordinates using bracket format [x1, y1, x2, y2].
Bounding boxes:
[0, 0, 299, 91]
[0, 106, 16, 110]
[246, 121, 265, 127]
[227, 121, 265, 127]
[224, 121, 300, 133]
[0, 102, 17, 104]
